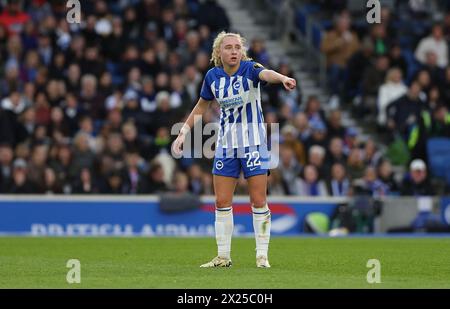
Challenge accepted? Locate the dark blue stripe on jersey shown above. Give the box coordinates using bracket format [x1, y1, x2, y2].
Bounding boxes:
[226, 108, 234, 149]
[246, 102, 256, 145]
[256, 100, 263, 124]
[228, 107, 235, 123]
[220, 108, 226, 142]
[236, 106, 243, 123]
[246, 102, 253, 123]
[222, 76, 231, 98]
[214, 81, 220, 98]
[242, 77, 250, 92]
[236, 106, 244, 148]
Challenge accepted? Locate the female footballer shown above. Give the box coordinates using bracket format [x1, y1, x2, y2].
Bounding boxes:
[172, 31, 296, 268]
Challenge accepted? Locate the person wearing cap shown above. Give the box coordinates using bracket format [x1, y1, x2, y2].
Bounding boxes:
[304, 119, 328, 151]
[6, 158, 37, 194]
[401, 159, 434, 196]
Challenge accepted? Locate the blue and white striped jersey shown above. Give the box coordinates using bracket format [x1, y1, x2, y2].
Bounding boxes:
[200, 60, 267, 151]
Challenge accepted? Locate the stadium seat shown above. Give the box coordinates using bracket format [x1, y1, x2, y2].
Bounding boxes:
[443, 165, 450, 187]
[427, 138, 450, 178]
[312, 24, 322, 50]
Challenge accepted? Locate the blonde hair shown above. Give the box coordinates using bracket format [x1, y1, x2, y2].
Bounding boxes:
[210, 31, 251, 67]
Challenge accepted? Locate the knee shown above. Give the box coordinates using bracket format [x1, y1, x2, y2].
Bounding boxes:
[215, 197, 232, 209]
[250, 198, 267, 208]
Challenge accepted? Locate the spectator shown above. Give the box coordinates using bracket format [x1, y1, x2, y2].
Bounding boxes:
[278, 144, 302, 195]
[347, 147, 365, 180]
[308, 145, 327, 179]
[138, 161, 168, 194]
[122, 90, 142, 124]
[388, 43, 408, 78]
[415, 23, 448, 69]
[43, 167, 63, 194]
[353, 166, 388, 197]
[326, 110, 346, 139]
[386, 81, 426, 139]
[440, 66, 450, 107]
[429, 104, 450, 137]
[63, 93, 84, 136]
[72, 168, 97, 194]
[304, 120, 328, 151]
[377, 68, 408, 128]
[65, 63, 81, 94]
[27, 143, 48, 191]
[267, 168, 287, 195]
[362, 139, 382, 167]
[303, 95, 326, 123]
[248, 38, 270, 67]
[365, 24, 390, 56]
[321, 12, 360, 97]
[280, 124, 306, 166]
[277, 61, 301, 110]
[122, 150, 144, 195]
[401, 159, 435, 196]
[101, 169, 125, 194]
[295, 165, 328, 197]
[377, 160, 400, 194]
[72, 132, 96, 174]
[327, 163, 351, 197]
[184, 65, 202, 104]
[326, 137, 347, 167]
[187, 164, 204, 195]
[0, 143, 14, 192]
[421, 51, 445, 86]
[197, 0, 230, 33]
[7, 158, 36, 194]
[0, 0, 30, 36]
[48, 143, 76, 190]
[103, 132, 125, 168]
[415, 69, 432, 97]
[361, 55, 390, 116]
[292, 112, 311, 143]
[346, 38, 374, 100]
[173, 171, 189, 194]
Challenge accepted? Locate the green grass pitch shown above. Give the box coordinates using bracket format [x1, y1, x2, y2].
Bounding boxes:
[0, 237, 449, 288]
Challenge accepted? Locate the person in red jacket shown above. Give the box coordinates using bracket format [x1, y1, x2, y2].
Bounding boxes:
[0, 0, 30, 36]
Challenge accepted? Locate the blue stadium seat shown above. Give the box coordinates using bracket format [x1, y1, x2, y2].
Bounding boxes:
[427, 138, 450, 178]
[295, 10, 307, 35]
[445, 166, 450, 186]
[295, 4, 321, 36]
[312, 24, 322, 49]
[402, 49, 421, 83]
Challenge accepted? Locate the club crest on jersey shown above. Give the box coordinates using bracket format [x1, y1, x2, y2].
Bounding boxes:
[232, 80, 241, 91]
[215, 160, 224, 170]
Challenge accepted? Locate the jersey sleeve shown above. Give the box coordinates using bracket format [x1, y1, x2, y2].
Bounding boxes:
[200, 71, 215, 101]
[249, 61, 267, 86]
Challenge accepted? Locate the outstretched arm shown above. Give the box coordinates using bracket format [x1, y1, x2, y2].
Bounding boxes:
[172, 98, 211, 155]
[258, 69, 297, 91]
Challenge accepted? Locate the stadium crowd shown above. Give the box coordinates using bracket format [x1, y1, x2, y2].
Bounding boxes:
[0, 0, 445, 197]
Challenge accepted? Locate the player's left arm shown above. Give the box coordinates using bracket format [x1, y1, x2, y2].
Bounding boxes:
[258, 69, 297, 91]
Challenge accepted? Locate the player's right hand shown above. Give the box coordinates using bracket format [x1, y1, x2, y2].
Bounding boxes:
[172, 134, 185, 156]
